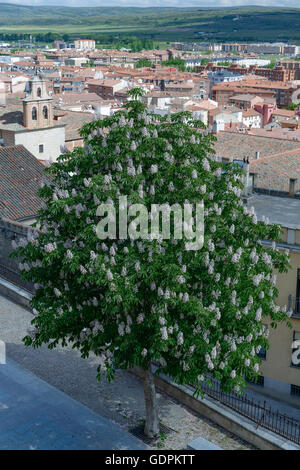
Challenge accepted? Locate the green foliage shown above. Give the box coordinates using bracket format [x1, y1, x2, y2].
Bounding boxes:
[134, 58, 153, 69]
[2, 6, 300, 43]
[200, 58, 210, 66]
[113, 37, 154, 52]
[156, 432, 167, 448]
[217, 61, 232, 67]
[287, 103, 298, 110]
[266, 59, 277, 69]
[84, 60, 95, 68]
[12, 88, 290, 397]
[161, 58, 187, 72]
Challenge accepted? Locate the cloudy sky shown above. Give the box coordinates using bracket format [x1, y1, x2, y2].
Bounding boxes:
[3, 0, 300, 7]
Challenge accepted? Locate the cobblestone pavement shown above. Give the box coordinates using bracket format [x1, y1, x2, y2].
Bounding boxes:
[0, 295, 255, 450]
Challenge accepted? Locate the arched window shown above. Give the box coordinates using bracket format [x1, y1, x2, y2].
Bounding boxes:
[32, 107, 37, 121]
[43, 106, 48, 119]
[37, 87, 42, 98]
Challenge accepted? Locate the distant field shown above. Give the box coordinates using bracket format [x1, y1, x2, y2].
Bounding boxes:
[1, 4, 300, 43]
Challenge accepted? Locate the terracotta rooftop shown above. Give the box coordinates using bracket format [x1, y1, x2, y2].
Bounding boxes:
[0, 145, 44, 220]
[249, 127, 300, 141]
[230, 94, 260, 101]
[53, 92, 103, 106]
[57, 111, 94, 141]
[272, 109, 296, 117]
[213, 131, 300, 161]
[242, 108, 261, 117]
[250, 149, 300, 194]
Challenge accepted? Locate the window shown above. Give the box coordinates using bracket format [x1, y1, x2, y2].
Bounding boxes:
[288, 229, 296, 245]
[32, 107, 37, 121]
[296, 270, 300, 315]
[246, 375, 264, 387]
[258, 348, 266, 360]
[39, 144, 44, 154]
[289, 178, 297, 196]
[43, 106, 48, 119]
[291, 384, 300, 397]
[37, 87, 41, 98]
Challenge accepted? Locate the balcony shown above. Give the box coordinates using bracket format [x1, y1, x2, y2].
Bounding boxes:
[288, 295, 300, 319]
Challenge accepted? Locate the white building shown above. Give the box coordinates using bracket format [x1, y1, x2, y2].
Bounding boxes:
[74, 40, 96, 51]
[242, 109, 262, 129]
[65, 57, 90, 67]
[236, 59, 271, 68]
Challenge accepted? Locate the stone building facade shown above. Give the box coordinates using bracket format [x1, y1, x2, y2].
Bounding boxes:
[0, 74, 65, 163]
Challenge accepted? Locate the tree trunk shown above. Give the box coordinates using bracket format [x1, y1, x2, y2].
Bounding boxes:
[143, 361, 160, 438]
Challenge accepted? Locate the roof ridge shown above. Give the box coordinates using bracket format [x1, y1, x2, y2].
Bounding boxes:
[250, 147, 300, 163]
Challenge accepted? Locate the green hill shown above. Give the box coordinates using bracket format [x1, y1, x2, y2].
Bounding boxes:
[1, 4, 300, 43]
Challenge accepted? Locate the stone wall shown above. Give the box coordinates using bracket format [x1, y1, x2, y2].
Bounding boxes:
[14, 125, 65, 163]
[0, 218, 34, 293]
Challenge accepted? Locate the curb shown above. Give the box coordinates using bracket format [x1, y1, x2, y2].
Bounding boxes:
[0, 276, 32, 310]
[130, 366, 300, 451]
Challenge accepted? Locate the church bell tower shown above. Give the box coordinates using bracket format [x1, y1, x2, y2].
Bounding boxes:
[23, 74, 53, 129]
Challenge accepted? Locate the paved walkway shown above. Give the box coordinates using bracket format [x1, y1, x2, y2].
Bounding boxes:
[0, 359, 146, 450]
[0, 294, 254, 450]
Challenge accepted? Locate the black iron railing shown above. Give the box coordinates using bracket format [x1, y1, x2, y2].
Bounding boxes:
[153, 361, 300, 445]
[200, 377, 300, 445]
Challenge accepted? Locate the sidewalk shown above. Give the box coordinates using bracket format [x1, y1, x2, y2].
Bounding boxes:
[0, 359, 147, 450]
[242, 385, 300, 422]
[0, 293, 253, 450]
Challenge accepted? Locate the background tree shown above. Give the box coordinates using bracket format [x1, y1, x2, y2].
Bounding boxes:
[134, 58, 153, 69]
[266, 59, 277, 69]
[161, 57, 187, 71]
[13, 88, 290, 438]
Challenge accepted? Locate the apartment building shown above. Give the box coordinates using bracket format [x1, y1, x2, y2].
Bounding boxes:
[87, 79, 126, 99]
[209, 136, 300, 399]
[197, 63, 295, 83]
[251, 65, 295, 82]
[74, 40, 96, 51]
[164, 81, 194, 96]
[208, 69, 244, 88]
[229, 94, 264, 110]
[245, 191, 300, 400]
[242, 108, 262, 128]
[280, 60, 300, 80]
[212, 79, 294, 108]
[65, 58, 90, 67]
[283, 45, 300, 56]
[221, 43, 248, 53]
[246, 43, 284, 54]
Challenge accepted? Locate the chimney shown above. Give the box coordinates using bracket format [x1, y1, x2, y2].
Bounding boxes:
[243, 157, 250, 197]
